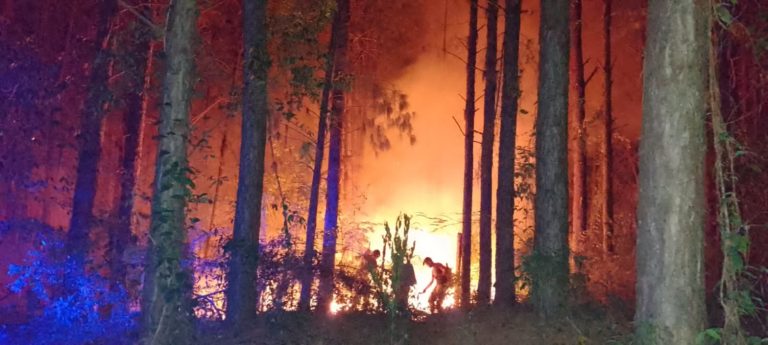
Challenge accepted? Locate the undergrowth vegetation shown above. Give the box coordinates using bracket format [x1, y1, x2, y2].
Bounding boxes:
[0, 221, 137, 345]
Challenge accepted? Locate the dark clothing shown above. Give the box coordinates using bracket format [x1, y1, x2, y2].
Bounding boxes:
[395, 262, 417, 311]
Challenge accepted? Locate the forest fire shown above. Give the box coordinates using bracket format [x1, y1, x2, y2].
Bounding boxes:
[1, 0, 768, 344]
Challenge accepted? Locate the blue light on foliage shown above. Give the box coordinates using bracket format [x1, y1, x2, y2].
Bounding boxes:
[2, 227, 138, 345]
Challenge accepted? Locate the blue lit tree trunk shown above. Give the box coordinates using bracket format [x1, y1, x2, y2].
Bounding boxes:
[298, 28, 336, 311]
[494, 0, 522, 308]
[317, 0, 350, 314]
[225, 0, 269, 325]
[67, 0, 117, 263]
[142, 0, 197, 343]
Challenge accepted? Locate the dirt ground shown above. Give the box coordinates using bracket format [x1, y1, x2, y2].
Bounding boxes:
[201, 305, 631, 345]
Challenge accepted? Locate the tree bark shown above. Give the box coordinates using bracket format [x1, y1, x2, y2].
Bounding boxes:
[317, 0, 350, 314]
[634, 0, 708, 343]
[493, 0, 522, 308]
[532, 0, 570, 319]
[67, 0, 117, 263]
[142, 0, 197, 343]
[477, 0, 498, 305]
[112, 0, 152, 290]
[460, 0, 478, 310]
[298, 26, 336, 311]
[601, 0, 614, 254]
[225, 0, 269, 325]
[570, 0, 587, 239]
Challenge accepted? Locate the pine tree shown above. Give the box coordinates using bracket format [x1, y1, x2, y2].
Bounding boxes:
[460, 0, 479, 310]
[493, 0, 522, 308]
[634, 0, 708, 342]
[532, 0, 570, 319]
[477, 0, 499, 305]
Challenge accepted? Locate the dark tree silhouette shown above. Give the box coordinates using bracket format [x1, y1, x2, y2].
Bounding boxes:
[112, 0, 153, 290]
[317, 0, 350, 314]
[67, 0, 117, 263]
[477, 0, 499, 305]
[460, 0, 479, 310]
[226, 0, 270, 325]
[298, 19, 337, 311]
[494, 0, 522, 308]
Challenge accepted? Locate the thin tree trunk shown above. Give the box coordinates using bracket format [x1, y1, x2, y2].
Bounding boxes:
[477, 0, 498, 305]
[112, 1, 152, 290]
[206, 60, 240, 245]
[225, 0, 269, 326]
[142, 0, 197, 343]
[634, 0, 708, 343]
[493, 0, 522, 308]
[317, 0, 350, 314]
[532, 0, 570, 319]
[42, 1, 76, 225]
[460, 0, 478, 310]
[208, 132, 228, 231]
[601, 0, 614, 254]
[570, 0, 587, 239]
[298, 27, 336, 311]
[67, 0, 118, 263]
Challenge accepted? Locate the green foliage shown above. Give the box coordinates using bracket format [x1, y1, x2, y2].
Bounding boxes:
[270, 0, 335, 104]
[369, 214, 416, 344]
[367, 85, 417, 153]
[697, 328, 768, 345]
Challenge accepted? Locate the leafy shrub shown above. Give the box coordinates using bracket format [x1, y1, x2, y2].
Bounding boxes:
[3, 230, 137, 345]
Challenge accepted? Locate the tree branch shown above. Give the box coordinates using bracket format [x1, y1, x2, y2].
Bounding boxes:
[118, 0, 161, 36]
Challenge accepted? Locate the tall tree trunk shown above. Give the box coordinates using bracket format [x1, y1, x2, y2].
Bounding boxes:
[225, 0, 269, 325]
[298, 27, 336, 311]
[600, 0, 614, 254]
[570, 0, 587, 239]
[142, 0, 197, 343]
[67, 0, 118, 263]
[460, 0, 478, 310]
[477, 0, 498, 305]
[634, 0, 708, 343]
[493, 0, 522, 308]
[317, 0, 350, 314]
[532, 0, 569, 319]
[112, 1, 152, 290]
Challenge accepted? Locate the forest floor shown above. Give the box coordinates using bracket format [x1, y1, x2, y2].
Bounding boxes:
[201, 304, 632, 345]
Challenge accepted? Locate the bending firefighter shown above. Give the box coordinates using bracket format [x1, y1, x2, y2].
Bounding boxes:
[421, 257, 451, 314]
